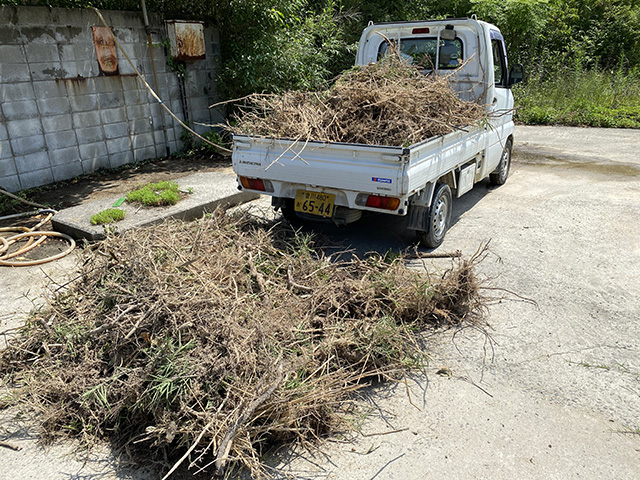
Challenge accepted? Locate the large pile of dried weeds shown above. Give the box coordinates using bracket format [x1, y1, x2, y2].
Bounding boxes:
[229, 55, 485, 147]
[0, 211, 484, 477]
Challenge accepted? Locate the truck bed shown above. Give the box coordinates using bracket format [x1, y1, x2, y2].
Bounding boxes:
[232, 124, 485, 205]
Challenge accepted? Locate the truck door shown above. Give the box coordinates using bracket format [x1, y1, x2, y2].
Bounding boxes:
[485, 30, 514, 174]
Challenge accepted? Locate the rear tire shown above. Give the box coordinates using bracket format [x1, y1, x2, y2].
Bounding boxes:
[280, 198, 301, 226]
[489, 138, 513, 186]
[418, 183, 452, 248]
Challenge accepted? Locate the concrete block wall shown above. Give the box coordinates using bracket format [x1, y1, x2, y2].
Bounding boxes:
[0, 6, 223, 192]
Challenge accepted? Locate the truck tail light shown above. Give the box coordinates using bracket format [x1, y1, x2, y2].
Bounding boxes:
[239, 176, 273, 193]
[412, 27, 430, 35]
[356, 194, 400, 210]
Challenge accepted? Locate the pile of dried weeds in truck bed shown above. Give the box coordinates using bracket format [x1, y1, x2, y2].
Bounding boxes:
[0, 210, 485, 478]
[229, 55, 485, 146]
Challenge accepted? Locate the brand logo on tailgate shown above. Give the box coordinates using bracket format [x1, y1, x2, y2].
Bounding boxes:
[372, 177, 392, 184]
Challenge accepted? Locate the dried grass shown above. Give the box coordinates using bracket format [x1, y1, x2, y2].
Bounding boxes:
[228, 54, 486, 147]
[0, 210, 485, 478]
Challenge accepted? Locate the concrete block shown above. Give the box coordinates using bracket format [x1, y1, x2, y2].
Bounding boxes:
[94, 76, 122, 94]
[30, 61, 69, 81]
[24, 43, 59, 63]
[0, 26, 23, 45]
[98, 91, 125, 109]
[69, 93, 98, 112]
[81, 154, 110, 173]
[1, 139, 14, 159]
[0, 6, 18, 24]
[103, 122, 129, 140]
[3, 99, 39, 121]
[18, 167, 54, 190]
[120, 74, 142, 92]
[7, 118, 42, 138]
[0, 124, 7, 141]
[101, 107, 127, 124]
[32, 80, 68, 99]
[19, 26, 56, 44]
[126, 104, 151, 120]
[16, 7, 53, 26]
[131, 132, 154, 149]
[76, 60, 99, 78]
[72, 111, 101, 127]
[109, 151, 132, 168]
[112, 27, 140, 44]
[52, 161, 83, 182]
[55, 25, 85, 44]
[45, 130, 77, 150]
[0, 45, 25, 64]
[0, 157, 17, 176]
[79, 141, 108, 160]
[12, 135, 46, 157]
[49, 146, 80, 166]
[0, 175, 21, 193]
[129, 118, 152, 135]
[64, 77, 94, 96]
[37, 96, 71, 116]
[133, 146, 156, 161]
[75, 126, 105, 144]
[52, 171, 258, 241]
[58, 44, 75, 63]
[0, 82, 35, 103]
[14, 150, 49, 173]
[124, 88, 147, 106]
[41, 114, 73, 133]
[106, 136, 131, 155]
[72, 43, 95, 62]
[0, 63, 31, 82]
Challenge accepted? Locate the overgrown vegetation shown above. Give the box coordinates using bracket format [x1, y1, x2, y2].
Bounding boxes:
[230, 55, 486, 146]
[90, 208, 125, 225]
[514, 66, 640, 128]
[4, 0, 639, 128]
[0, 210, 486, 477]
[126, 181, 181, 207]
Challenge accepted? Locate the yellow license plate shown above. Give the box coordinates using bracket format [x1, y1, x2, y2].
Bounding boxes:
[294, 191, 335, 218]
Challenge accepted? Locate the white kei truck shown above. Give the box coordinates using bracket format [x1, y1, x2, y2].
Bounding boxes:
[232, 18, 523, 247]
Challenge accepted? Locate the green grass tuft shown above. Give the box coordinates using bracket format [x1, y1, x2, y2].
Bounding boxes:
[125, 181, 180, 207]
[90, 208, 125, 225]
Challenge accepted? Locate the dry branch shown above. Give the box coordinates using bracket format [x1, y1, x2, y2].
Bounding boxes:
[0, 210, 487, 477]
[228, 54, 486, 147]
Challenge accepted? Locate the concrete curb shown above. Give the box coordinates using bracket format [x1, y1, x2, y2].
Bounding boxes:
[51, 171, 258, 241]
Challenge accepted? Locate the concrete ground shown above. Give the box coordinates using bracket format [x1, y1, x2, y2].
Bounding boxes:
[1, 126, 639, 479]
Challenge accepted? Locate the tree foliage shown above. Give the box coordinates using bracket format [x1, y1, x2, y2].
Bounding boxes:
[4, 0, 640, 99]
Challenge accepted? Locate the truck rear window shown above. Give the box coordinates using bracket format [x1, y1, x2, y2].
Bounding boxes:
[378, 37, 463, 70]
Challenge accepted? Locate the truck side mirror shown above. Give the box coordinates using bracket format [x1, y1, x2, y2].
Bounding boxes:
[508, 64, 524, 86]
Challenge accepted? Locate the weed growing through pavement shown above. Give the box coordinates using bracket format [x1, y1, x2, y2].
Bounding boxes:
[90, 208, 125, 225]
[126, 181, 181, 206]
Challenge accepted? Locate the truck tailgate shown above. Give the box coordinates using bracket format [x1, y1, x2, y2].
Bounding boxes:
[233, 135, 407, 197]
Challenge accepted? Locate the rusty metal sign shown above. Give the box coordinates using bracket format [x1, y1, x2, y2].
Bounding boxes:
[166, 20, 206, 61]
[92, 26, 119, 75]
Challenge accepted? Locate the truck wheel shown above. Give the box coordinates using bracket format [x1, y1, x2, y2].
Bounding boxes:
[489, 138, 513, 185]
[418, 183, 452, 248]
[280, 198, 301, 225]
